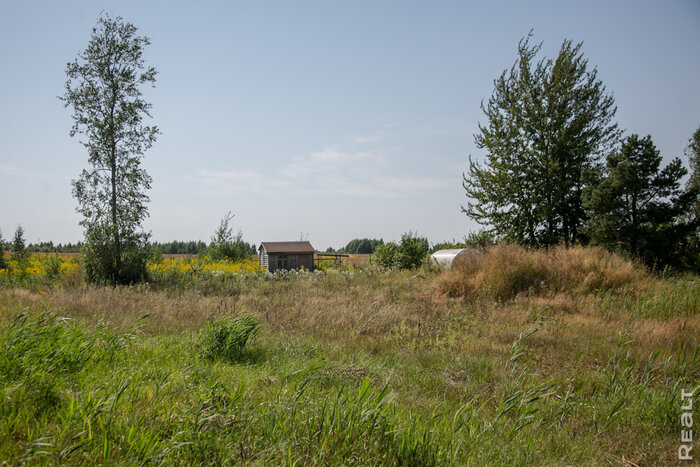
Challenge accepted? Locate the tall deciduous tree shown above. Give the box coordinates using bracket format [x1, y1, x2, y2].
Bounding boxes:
[62, 14, 159, 284]
[463, 33, 619, 247]
[584, 134, 695, 268]
[686, 126, 700, 217]
[682, 126, 700, 270]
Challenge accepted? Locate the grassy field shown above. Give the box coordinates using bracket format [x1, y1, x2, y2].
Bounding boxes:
[0, 245, 698, 465]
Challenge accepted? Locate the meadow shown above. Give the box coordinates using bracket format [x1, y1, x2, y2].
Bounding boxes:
[0, 246, 698, 465]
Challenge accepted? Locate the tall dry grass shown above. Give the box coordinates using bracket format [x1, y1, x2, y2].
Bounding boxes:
[439, 244, 650, 300]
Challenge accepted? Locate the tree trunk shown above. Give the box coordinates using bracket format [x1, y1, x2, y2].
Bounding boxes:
[111, 144, 121, 281]
[108, 75, 121, 283]
[630, 193, 638, 258]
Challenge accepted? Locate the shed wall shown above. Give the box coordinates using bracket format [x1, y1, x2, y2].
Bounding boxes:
[261, 252, 314, 272]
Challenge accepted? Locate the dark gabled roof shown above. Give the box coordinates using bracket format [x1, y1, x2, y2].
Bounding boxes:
[259, 241, 315, 254]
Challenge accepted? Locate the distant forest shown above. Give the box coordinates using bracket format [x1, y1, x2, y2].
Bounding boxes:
[13, 240, 256, 256]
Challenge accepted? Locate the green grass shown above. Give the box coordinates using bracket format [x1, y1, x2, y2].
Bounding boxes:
[0, 251, 698, 465]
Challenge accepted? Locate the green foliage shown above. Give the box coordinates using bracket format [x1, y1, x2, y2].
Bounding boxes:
[686, 125, 700, 201]
[463, 33, 619, 247]
[43, 255, 63, 278]
[198, 316, 259, 362]
[396, 232, 429, 269]
[373, 232, 428, 269]
[584, 134, 697, 269]
[26, 241, 83, 253]
[81, 222, 150, 284]
[11, 225, 29, 269]
[151, 240, 208, 255]
[208, 212, 251, 262]
[0, 311, 132, 382]
[62, 14, 158, 285]
[373, 242, 399, 268]
[683, 126, 700, 271]
[464, 230, 497, 249]
[432, 231, 496, 252]
[343, 238, 384, 254]
[0, 228, 7, 270]
[430, 240, 465, 253]
[1, 312, 94, 381]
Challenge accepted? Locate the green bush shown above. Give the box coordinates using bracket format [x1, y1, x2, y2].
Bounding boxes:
[199, 316, 259, 362]
[373, 232, 428, 269]
[44, 255, 63, 278]
[81, 224, 150, 285]
[373, 243, 399, 268]
[396, 232, 429, 269]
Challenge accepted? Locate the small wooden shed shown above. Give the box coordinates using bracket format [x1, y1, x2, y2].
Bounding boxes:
[259, 241, 315, 272]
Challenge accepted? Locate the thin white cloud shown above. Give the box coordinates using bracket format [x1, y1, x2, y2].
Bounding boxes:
[185, 169, 294, 197]
[419, 119, 470, 136]
[310, 145, 373, 163]
[283, 145, 385, 180]
[189, 143, 452, 199]
[0, 164, 56, 180]
[354, 132, 384, 144]
[375, 176, 450, 192]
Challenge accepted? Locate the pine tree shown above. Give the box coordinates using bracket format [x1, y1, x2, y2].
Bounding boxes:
[584, 134, 695, 267]
[11, 225, 29, 269]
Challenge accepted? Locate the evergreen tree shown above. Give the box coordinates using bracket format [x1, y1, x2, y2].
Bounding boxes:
[584, 134, 695, 268]
[463, 33, 619, 247]
[11, 225, 29, 268]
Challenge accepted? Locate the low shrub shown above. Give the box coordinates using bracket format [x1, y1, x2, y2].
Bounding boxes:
[43, 254, 63, 278]
[199, 316, 259, 362]
[373, 243, 399, 269]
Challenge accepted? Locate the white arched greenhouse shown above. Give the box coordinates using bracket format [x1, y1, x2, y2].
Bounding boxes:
[430, 248, 482, 269]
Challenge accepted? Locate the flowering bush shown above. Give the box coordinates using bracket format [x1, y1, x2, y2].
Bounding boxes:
[148, 256, 263, 277]
[0, 254, 79, 277]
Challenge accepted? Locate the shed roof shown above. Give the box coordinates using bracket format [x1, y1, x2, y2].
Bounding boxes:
[260, 241, 315, 254]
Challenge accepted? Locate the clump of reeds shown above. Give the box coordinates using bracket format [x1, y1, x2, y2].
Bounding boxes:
[439, 244, 649, 300]
[198, 315, 259, 362]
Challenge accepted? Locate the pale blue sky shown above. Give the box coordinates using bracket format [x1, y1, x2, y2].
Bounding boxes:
[1, 0, 699, 249]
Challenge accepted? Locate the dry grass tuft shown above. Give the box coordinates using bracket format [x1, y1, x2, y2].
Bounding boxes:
[438, 244, 649, 301]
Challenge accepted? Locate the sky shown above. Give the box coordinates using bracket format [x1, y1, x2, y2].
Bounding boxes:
[1, 0, 699, 250]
